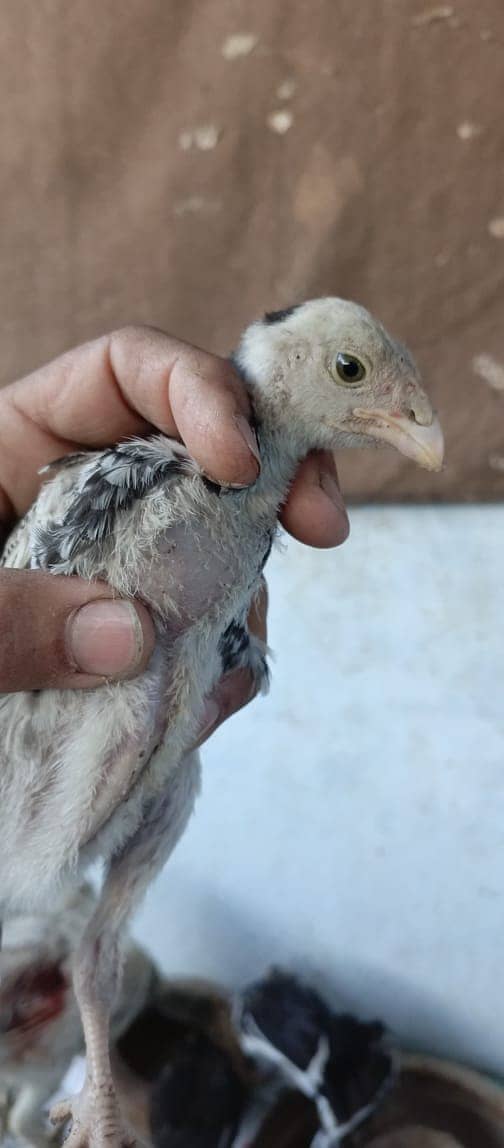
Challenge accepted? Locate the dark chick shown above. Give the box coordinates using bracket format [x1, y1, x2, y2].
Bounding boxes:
[150, 1035, 246, 1148]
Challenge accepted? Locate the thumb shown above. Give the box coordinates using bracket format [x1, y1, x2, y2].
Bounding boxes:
[0, 569, 155, 692]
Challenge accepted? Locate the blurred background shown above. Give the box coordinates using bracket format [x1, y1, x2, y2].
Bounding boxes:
[1, 0, 503, 1073]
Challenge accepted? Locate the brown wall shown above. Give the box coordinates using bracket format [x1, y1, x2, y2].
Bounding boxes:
[0, 1, 503, 500]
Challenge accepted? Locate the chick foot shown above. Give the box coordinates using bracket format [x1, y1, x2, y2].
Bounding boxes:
[50, 1088, 137, 1148]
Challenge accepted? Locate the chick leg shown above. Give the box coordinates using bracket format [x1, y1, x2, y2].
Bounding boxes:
[50, 751, 200, 1148]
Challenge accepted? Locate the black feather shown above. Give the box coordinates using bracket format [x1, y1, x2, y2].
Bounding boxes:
[201, 475, 223, 496]
[150, 1035, 245, 1148]
[218, 620, 250, 674]
[242, 969, 332, 1070]
[324, 1014, 395, 1125]
[0, 522, 29, 569]
[39, 451, 91, 474]
[32, 439, 192, 568]
[259, 530, 274, 573]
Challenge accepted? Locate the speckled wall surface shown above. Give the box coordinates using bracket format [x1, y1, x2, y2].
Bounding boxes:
[0, 1, 502, 499]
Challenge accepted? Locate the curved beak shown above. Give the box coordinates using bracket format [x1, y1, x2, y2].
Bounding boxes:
[351, 408, 445, 472]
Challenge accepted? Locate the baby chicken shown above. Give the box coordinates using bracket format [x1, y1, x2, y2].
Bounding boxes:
[236, 969, 395, 1146]
[0, 299, 444, 1148]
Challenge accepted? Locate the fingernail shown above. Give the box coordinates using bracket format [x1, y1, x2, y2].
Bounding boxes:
[319, 471, 348, 517]
[234, 415, 261, 467]
[67, 600, 145, 677]
[197, 698, 221, 741]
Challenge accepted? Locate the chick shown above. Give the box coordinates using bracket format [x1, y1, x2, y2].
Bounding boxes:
[236, 968, 395, 1146]
[0, 299, 443, 1148]
[149, 1035, 246, 1148]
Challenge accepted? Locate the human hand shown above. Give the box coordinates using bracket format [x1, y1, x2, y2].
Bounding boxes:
[0, 327, 349, 732]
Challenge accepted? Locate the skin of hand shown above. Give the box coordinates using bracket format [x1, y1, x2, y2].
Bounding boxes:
[0, 326, 349, 740]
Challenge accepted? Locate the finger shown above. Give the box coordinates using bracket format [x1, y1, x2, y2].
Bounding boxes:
[194, 581, 268, 747]
[0, 327, 260, 518]
[247, 579, 268, 643]
[0, 570, 155, 692]
[194, 668, 257, 749]
[280, 451, 350, 548]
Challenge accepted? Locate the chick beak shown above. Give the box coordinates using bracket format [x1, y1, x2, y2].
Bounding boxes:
[351, 406, 444, 471]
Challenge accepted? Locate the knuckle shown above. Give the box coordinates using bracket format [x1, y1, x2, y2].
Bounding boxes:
[110, 323, 158, 348]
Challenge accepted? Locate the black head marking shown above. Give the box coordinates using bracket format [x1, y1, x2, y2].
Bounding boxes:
[263, 305, 299, 325]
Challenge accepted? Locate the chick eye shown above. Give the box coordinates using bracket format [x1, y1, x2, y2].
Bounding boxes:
[334, 353, 366, 384]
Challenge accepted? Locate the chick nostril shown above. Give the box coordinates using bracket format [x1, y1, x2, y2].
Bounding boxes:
[408, 402, 433, 428]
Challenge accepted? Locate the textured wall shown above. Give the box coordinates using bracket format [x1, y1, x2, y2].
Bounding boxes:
[0, 1, 503, 499]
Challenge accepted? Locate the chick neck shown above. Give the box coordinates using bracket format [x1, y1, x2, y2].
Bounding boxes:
[238, 384, 322, 527]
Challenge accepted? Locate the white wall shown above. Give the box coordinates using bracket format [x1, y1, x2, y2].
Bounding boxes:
[134, 506, 504, 1076]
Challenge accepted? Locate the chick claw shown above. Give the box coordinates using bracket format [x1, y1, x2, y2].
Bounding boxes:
[50, 1094, 137, 1148]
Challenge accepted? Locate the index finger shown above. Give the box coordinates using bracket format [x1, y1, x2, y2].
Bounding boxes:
[1, 326, 260, 516]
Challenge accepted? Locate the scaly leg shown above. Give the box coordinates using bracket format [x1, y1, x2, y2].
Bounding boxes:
[50, 752, 200, 1148]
